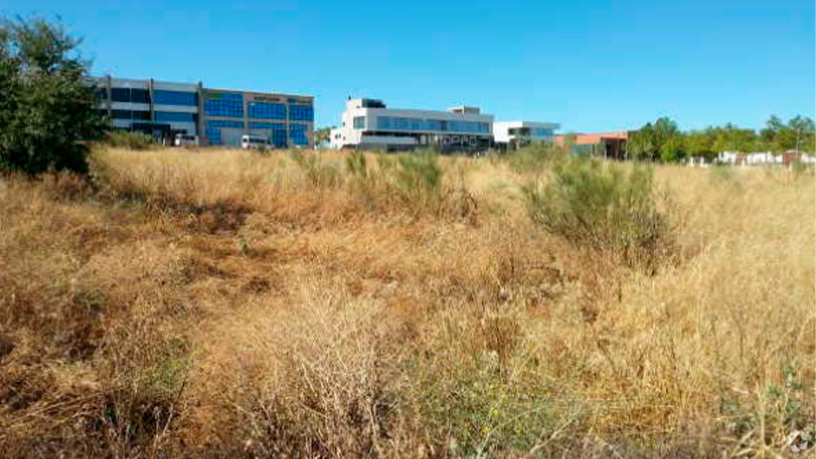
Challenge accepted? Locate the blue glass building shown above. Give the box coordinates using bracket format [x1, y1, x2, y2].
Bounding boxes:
[95, 76, 314, 147]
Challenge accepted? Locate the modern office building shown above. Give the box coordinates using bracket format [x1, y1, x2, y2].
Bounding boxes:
[330, 98, 494, 152]
[95, 76, 314, 147]
[493, 121, 560, 149]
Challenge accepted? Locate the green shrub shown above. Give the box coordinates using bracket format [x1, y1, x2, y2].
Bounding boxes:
[104, 131, 157, 151]
[394, 151, 443, 212]
[506, 142, 564, 176]
[523, 157, 673, 268]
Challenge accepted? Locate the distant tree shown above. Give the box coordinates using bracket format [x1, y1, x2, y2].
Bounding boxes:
[0, 16, 104, 175]
[789, 115, 815, 153]
[628, 123, 656, 161]
[628, 117, 684, 161]
[314, 126, 334, 147]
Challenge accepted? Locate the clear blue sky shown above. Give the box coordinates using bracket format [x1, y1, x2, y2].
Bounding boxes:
[2, 0, 813, 132]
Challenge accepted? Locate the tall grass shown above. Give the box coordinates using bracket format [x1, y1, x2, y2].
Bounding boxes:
[523, 157, 674, 269]
[0, 146, 812, 458]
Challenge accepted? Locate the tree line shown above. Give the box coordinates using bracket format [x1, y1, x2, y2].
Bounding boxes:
[627, 115, 816, 162]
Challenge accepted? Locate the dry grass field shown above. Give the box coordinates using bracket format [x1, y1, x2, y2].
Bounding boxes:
[0, 146, 813, 458]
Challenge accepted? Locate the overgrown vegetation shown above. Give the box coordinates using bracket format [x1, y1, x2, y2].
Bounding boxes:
[523, 157, 673, 269]
[2, 146, 811, 458]
[0, 16, 104, 175]
[103, 131, 157, 150]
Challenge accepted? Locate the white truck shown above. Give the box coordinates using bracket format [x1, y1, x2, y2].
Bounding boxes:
[241, 134, 270, 151]
[173, 133, 199, 147]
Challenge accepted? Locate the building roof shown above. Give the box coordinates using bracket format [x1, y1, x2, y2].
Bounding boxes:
[555, 131, 629, 145]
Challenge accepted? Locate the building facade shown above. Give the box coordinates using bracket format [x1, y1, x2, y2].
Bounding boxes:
[330, 98, 494, 152]
[95, 76, 314, 148]
[493, 121, 559, 149]
[555, 131, 629, 159]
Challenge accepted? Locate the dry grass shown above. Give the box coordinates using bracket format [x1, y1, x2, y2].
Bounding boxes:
[0, 147, 813, 458]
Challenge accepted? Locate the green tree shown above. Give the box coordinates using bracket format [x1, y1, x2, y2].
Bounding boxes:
[314, 126, 334, 147]
[628, 123, 656, 161]
[789, 116, 815, 153]
[0, 16, 103, 175]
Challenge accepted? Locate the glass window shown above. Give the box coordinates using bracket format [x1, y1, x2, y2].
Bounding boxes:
[112, 109, 132, 119]
[250, 122, 285, 130]
[155, 111, 195, 122]
[96, 87, 108, 101]
[353, 116, 365, 129]
[204, 97, 243, 118]
[154, 90, 197, 106]
[248, 102, 286, 120]
[205, 120, 244, 145]
[289, 123, 309, 146]
[133, 110, 151, 121]
[131, 89, 150, 104]
[111, 88, 130, 102]
[288, 104, 314, 122]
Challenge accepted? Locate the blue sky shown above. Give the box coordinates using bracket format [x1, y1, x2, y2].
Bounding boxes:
[1, 0, 813, 132]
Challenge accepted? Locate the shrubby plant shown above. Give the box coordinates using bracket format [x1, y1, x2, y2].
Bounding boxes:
[523, 157, 673, 268]
[0, 16, 104, 175]
[104, 131, 157, 150]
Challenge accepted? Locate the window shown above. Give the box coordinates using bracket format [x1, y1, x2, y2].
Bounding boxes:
[96, 87, 108, 101]
[133, 110, 151, 121]
[112, 109, 132, 119]
[531, 128, 553, 138]
[248, 102, 286, 120]
[204, 94, 243, 118]
[131, 89, 150, 104]
[250, 122, 285, 130]
[289, 123, 309, 146]
[205, 120, 244, 145]
[154, 90, 196, 106]
[289, 104, 313, 122]
[353, 116, 365, 129]
[111, 88, 130, 102]
[155, 111, 195, 122]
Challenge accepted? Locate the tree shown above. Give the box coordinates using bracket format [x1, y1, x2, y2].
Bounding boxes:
[628, 122, 656, 161]
[0, 16, 104, 175]
[314, 126, 334, 147]
[789, 115, 815, 153]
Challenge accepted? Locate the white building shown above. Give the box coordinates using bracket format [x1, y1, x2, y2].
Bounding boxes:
[330, 98, 494, 152]
[493, 121, 560, 149]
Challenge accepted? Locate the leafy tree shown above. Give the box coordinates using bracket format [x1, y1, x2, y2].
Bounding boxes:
[0, 16, 103, 175]
[627, 122, 656, 161]
[314, 126, 334, 147]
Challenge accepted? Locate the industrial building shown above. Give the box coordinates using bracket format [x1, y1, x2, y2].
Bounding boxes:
[94, 76, 314, 148]
[330, 98, 494, 152]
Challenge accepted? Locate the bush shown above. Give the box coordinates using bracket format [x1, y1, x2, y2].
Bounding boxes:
[394, 150, 443, 212]
[103, 131, 157, 150]
[523, 157, 673, 268]
[0, 16, 104, 175]
[506, 142, 565, 176]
